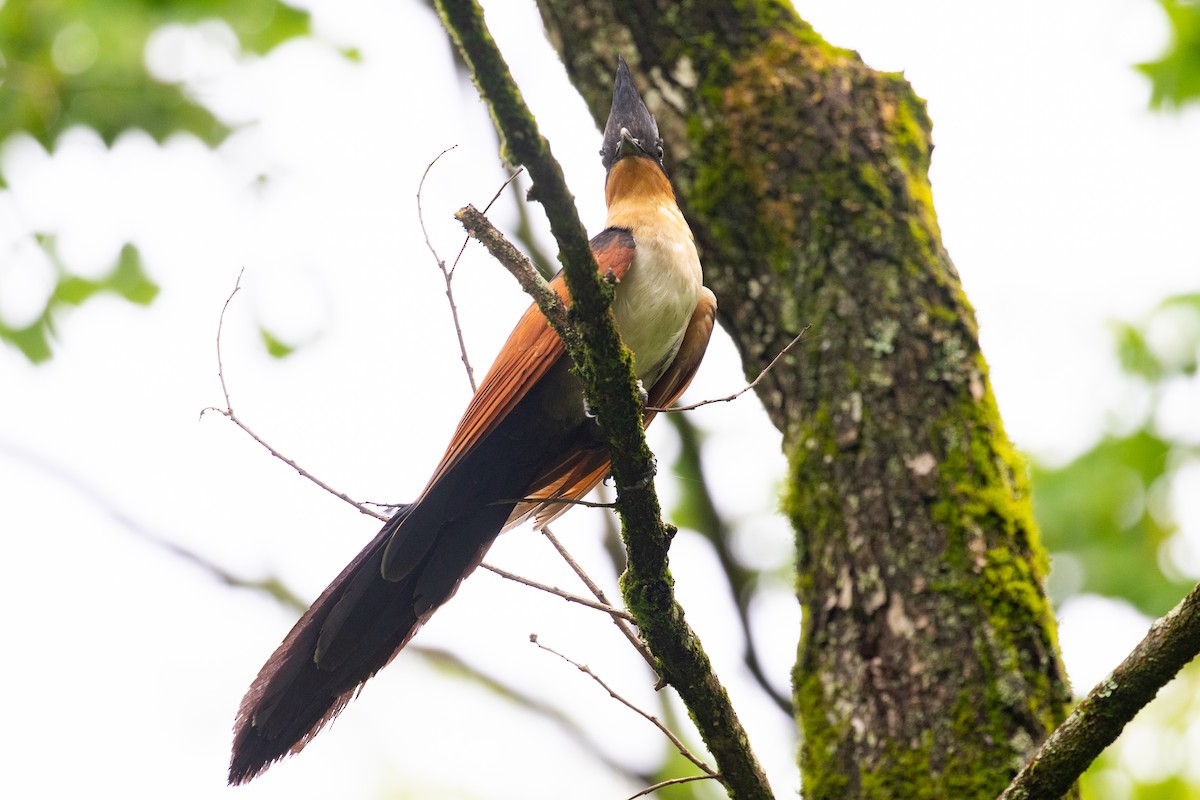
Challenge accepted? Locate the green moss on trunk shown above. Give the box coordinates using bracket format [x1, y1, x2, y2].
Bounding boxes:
[536, 1, 1073, 797]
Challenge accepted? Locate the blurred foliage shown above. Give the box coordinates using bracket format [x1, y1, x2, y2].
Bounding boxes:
[0, 0, 310, 150]
[1090, 25, 1200, 787]
[668, 411, 793, 715]
[1032, 293, 1200, 798]
[1140, 0, 1200, 107]
[1082, 658, 1200, 799]
[1, 239, 158, 362]
[259, 328, 296, 359]
[1033, 429, 1185, 615]
[0, 0, 312, 362]
[1034, 293, 1200, 616]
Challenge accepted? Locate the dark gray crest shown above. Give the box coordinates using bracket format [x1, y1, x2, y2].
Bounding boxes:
[600, 55, 663, 171]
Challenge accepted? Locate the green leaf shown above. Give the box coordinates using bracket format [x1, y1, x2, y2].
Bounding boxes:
[259, 328, 296, 359]
[2, 240, 158, 363]
[1033, 429, 1190, 616]
[53, 275, 102, 306]
[1138, 0, 1200, 108]
[1114, 321, 1163, 381]
[0, 0, 314, 148]
[0, 0, 322, 361]
[108, 244, 160, 305]
[0, 320, 54, 363]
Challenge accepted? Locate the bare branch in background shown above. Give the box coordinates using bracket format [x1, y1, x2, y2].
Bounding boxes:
[416, 144, 477, 392]
[531, 634, 719, 781]
[540, 527, 658, 674]
[647, 326, 810, 413]
[667, 412, 793, 716]
[480, 562, 633, 620]
[199, 269, 387, 522]
[200, 271, 629, 625]
[16, 432, 655, 789]
[626, 775, 719, 800]
[417, 146, 527, 394]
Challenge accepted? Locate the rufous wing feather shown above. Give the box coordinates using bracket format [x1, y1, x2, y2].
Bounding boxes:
[512, 286, 716, 528]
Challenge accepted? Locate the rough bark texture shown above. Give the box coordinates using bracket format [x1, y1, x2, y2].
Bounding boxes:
[535, 2, 1074, 797]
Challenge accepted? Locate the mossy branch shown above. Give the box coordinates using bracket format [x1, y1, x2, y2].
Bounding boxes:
[435, 1, 771, 796]
[1000, 580, 1200, 800]
[454, 204, 576, 350]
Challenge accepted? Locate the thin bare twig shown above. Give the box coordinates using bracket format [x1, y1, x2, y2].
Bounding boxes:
[494, 496, 617, 510]
[359, 500, 408, 512]
[531, 634, 719, 780]
[626, 775, 718, 800]
[449, 166, 525, 280]
[480, 563, 633, 620]
[455, 204, 573, 345]
[199, 269, 387, 522]
[417, 145, 477, 392]
[205, 207, 631, 652]
[541, 528, 658, 674]
[202, 273, 637, 633]
[421, 153, 526, 395]
[647, 326, 811, 413]
[418, 645, 653, 785]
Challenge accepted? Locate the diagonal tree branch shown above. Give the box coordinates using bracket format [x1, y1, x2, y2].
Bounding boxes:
[1000, 581, 1200, 800]
[434, 1, 771, 796]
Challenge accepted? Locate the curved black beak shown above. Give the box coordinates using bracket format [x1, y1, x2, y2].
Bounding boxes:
[600, 55, 663, 171]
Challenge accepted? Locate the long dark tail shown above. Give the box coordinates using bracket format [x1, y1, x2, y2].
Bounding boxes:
[229, 368, 585, 784]
[228, 499, 503, 785]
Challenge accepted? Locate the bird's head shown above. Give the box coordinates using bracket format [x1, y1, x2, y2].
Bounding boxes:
[600, 56, 664, 174]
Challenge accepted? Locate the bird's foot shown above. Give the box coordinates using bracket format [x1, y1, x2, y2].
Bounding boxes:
[621, 453, 657, 491]
[584, 381, 647, 419]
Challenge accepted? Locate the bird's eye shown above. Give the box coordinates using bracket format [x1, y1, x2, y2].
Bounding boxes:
[656, 142, 664, 160]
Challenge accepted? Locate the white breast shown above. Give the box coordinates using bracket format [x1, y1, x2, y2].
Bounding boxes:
[610, 201, 704, 386]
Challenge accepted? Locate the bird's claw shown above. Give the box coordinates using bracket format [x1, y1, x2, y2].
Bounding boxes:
[584, 380, 646, 419]
[621, 453, 657, 491]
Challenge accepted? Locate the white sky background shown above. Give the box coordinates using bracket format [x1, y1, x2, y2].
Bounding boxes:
[1, 0, 1197, 798]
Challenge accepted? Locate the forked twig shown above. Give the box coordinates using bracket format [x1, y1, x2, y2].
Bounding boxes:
[494, 496, 617, 510]
[199, 268, 387, 522]
[480, 563, 633, 620]
[626, 775, 717, 800]
[531, 634, 719, 780]
[204, 230, 629, 629]
[417, 145, 477, 392]
[646, 325, 811, 412]
[450, 166, 525, 280]
[418, 147, 527, 395]
[455, 204, 572, 342]
[541, 528, 658, 674]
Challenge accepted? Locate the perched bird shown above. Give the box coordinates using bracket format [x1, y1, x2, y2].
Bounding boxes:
[229, 55, 716, 784]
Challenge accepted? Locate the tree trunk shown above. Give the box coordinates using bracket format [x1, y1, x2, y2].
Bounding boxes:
[535, 2, 1073, 797]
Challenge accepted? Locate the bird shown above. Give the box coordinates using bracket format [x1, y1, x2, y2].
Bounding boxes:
[229, 55, 716, 785]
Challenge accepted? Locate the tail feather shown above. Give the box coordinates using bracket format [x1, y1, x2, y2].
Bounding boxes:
[228, 502, 501, 785]
[230, 372, 589, 784]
